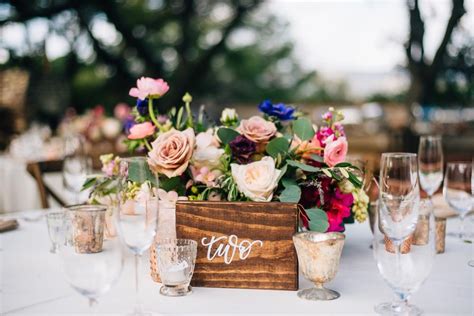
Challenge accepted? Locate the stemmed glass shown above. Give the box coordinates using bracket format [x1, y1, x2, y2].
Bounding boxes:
[418, 136, 443, 202]
[376, 153, 420, 314]
[373, 200, 436, 315]
[443, 162, 472, 242]
[58, 205, 123, 312]
[62, 135, 92, 204]
[116, 157, 159, 316]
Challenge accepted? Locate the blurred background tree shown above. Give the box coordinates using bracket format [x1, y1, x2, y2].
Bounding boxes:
[0, 0, 334, 126]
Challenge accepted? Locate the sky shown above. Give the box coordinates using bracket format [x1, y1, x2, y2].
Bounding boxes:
[267, 0, 474, 74]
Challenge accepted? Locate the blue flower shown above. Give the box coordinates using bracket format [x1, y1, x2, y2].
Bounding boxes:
[136, 98, 149, 116]
[258, 99, 295, 120]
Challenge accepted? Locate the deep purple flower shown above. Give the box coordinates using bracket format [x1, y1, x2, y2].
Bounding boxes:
[258, 99, 295, 121]
[229, 135, 257, 164]
[124, 116, 135, 134]
[136, 98, 149, 116]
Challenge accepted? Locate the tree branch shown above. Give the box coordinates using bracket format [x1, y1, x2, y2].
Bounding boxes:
[405, 0, 425, 66]
[431, 0, 466, 73]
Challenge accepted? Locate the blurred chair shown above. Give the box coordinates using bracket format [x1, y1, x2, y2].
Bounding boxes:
[26, 160, 66, 209]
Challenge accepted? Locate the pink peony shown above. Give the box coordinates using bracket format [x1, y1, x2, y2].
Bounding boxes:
[323, 136, 348, 167]
[127, 122, 155, 140]
[238, 116, 277, 143]
[148, 128, 195, 178]
[129, 77, 170, 100]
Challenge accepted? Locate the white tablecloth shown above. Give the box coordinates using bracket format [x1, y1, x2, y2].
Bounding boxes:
[1, 210, 473, 315]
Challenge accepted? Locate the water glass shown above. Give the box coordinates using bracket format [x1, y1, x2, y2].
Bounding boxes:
[418, 136, 443, 198]
[379, 153, 420, 244]
[116, 157, 159, 315]
[155, 239, 197, 297]
[63, 156, 92, 204]
[67, 204, 107, 253]
[443, 162, 472, 241]
[45, 210, 66, 253]
[373, 201, 436, 315]
[58, 229, 123, 311]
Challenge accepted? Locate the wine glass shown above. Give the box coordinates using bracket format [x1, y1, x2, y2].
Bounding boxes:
[443, 162, 472, 241]
[418, 135, 443, 201]
[58, 205, 123, 312]
[470, 159, 474, 267]
[379, 153, 420, 244]
[62, 135, 92, 204]
[116, 157, 159, 316]
[373, 199, 436, 315]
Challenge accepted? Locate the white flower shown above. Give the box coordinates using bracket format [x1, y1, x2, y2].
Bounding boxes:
[192, 130, 224, 169]
[220, 108, 238, 124]
[231, 156, 281, 202]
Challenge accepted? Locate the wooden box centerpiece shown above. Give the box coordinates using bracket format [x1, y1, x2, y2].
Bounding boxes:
[175, 201, 299, 291]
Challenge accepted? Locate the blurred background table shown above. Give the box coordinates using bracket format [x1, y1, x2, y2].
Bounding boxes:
[1, 210, 472, 315]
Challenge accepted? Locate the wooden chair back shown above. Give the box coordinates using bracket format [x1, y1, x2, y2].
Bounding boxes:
[26, 160, 66, 209]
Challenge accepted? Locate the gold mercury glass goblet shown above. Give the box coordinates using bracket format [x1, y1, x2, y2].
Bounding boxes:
[293, 231, 345, 301]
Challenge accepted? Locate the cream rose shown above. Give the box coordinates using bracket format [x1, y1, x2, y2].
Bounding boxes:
[231, 156, 281, 202]
[192, 130, 224, 169]
[148, 128, 195, 178]
[238, 116, 277, 143]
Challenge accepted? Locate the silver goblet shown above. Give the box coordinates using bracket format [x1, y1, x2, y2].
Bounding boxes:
[293, 231, 345, 301]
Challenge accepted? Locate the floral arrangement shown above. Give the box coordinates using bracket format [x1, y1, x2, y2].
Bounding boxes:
[85, 77, 369, 232]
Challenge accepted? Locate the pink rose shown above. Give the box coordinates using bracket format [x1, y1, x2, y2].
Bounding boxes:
[148, 128, 195, 178]
[323, 136, 348, 167]
[238, 116, 277, 143]
[127, 122, 155, 140]
[129, 77, 170, 100]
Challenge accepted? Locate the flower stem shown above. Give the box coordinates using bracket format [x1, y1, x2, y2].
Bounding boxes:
[148, 98, 160, 129]
[143, 138, 152, 151]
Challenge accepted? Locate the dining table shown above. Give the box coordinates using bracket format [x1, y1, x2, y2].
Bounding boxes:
[1, 208, 472, 316]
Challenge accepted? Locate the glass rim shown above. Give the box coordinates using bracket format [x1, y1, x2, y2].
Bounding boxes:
[419, 135, 442, 140]
[156, 238, 197, 249]
[381, 152, 417, 159]
[446, 161, 472, 167]
[293, 231, 345, 242]
[64, 204, 107, 213]
[121, 156, 148, 163]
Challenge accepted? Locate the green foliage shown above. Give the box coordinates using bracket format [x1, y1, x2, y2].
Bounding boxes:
[127, 159, 159, 186]
[279, 178, 301, 203]
[217, 128, 240, 145]
[266, 137, 290, 159]
[306, 208, 329, 232]
[292, 118, 315, 141]
[286, 160, 321, 172]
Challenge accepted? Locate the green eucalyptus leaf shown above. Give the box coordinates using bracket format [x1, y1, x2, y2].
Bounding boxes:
[286, 160, 321, 172]
[160, 176, 181, 191]
[276, 164, 288, 183]
[266, 137, 290, 159]
[292, 118, 315, 141]
[335, 162, 352, 168]
[217, 128, 240, 145]
[128, 159, 159, 186]
[309, 154, 324, 163]
[279, 184, 301, 203]
[82, 177, 97, 191]
[306, 207, 329, 232]
[282, 177, 297, 188]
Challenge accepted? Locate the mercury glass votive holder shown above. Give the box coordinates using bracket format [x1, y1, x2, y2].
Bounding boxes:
[293, 231, 345, 301]
[66, 204, 107, 254]
[155, 239, 197, 297]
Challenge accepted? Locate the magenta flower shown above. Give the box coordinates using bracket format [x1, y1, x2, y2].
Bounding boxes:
[129, 77, 170, 100]
[316, 126, 335, 147]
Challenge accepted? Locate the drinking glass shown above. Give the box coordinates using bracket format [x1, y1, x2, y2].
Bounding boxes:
[58, 205, 123, 311]
[379, 153, 420, 244]
[116, 157, 159, 315]
[443, 162, 472, 241]
[418, 136, 443, 200]
[45, 210, 66, 253]
[62, 134, 92, 204]
[155, 239, 197, 297]
[373, 201, 436, 315]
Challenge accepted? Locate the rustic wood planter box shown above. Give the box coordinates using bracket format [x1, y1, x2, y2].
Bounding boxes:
[174, 201, 299, 291]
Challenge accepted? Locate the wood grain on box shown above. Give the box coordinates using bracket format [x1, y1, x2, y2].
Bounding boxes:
[175, 201, 299, 291]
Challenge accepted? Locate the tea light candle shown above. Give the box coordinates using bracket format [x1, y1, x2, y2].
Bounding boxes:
[164, 261, 189, 285]
[435, 217, 446, 254]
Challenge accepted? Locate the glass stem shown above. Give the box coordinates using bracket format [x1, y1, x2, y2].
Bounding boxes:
[459, 214, 466, 241]
[394, 240, 402, 280]
[88, 297, 98, 314]
[134, 253, 143, 313]
[392, 292, 410, 313]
